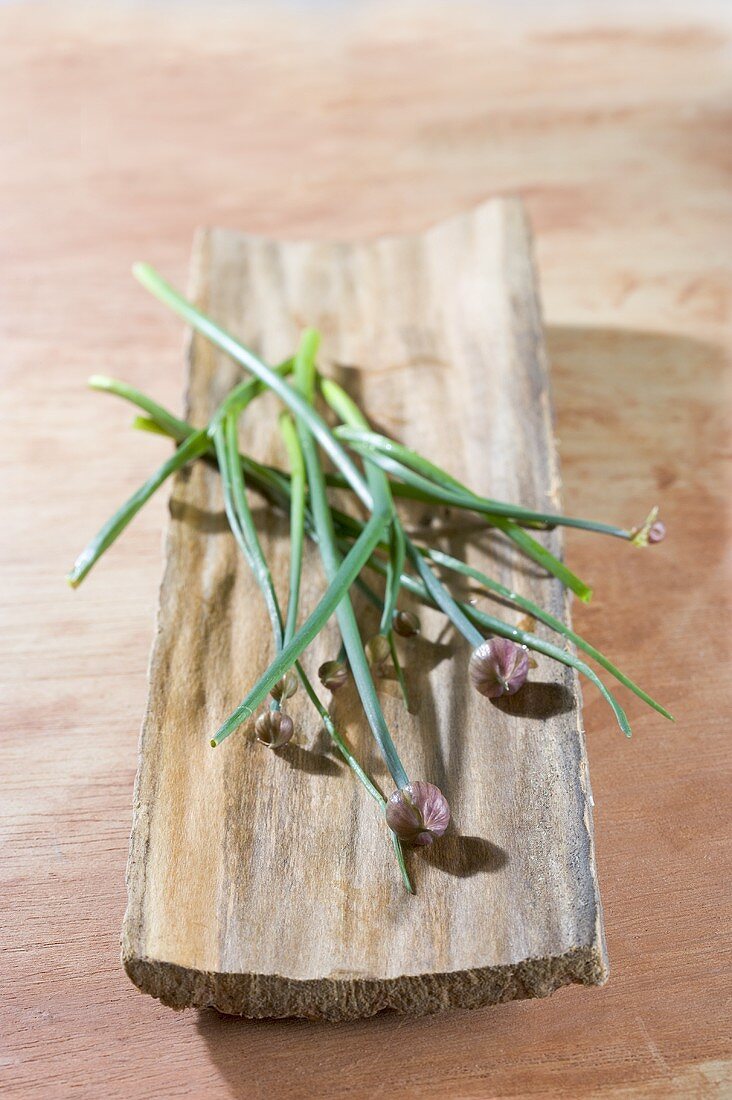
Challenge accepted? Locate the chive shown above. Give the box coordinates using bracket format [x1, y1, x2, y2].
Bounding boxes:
[336, 427, 631, 539]
[66, 428, 210, 587]
[94, 363, 396, 792]
[133, 264, 372, 509]
[320, 378, 556, 732]
[293, 330, 409, 789]
[131, 415, 172, 438]
[96, 374, 294, 509]
[278, 410, 413, 890]
[333, 440, 593, 602]
[210, 508, 389, 745]
[422, 546, 673, 721]
[319, 378, 403, 628]
[359, 550, 632, 737]
[387, 631, 411, 712]
[406, 539, 483, 648]
[278, 413, 306, 647]
[89, 374, 192, 441]
[221, 412, 283, 647]
[319, 376, 409, 707]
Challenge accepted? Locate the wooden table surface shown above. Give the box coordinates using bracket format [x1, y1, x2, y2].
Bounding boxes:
[2, 2, 730, 1097]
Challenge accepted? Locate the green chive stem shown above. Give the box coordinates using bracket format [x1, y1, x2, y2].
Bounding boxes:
[66, 428, 209, 587]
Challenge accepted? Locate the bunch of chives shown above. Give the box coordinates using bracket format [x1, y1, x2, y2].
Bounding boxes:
[67, 264, 671, 891]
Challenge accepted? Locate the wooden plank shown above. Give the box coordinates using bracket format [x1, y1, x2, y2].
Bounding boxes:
[121, 198, 606, 1019]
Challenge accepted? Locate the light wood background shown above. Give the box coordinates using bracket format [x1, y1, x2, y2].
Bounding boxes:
[1, 1, 730, 1096]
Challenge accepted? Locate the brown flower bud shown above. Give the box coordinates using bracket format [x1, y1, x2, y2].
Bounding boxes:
[318, 659, 349, 692]
[365, 634, 390, 674]
[469, 637, 530, 698]
[255, 709, 294, 748]
[270, 669, 298, 703]
[392, 610, 420, 637]
[385, 782, 450, 846]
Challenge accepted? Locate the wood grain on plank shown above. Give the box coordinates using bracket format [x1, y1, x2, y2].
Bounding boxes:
[122, 199, 607, 1019]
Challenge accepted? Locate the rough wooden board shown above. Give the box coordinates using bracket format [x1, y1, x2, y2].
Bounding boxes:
[121, 198, 606, 1019]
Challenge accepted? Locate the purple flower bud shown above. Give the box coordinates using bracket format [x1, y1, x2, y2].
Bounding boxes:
[469, 637, 530, 698]
[255, 710, 294, 748]
[648, 520, 666, 544]
[385, 782, 451, 846]
[270, 669, 298, 703]
[365, 634, 391, 674]
[318, 659, 349, 692]
[630, 506, 666, 547]
[392, 609, 420, 637]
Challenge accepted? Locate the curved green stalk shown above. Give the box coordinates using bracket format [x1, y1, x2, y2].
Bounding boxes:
[278, 413, 306, 647]
[463, 601, 631, 736]
[357, 544, 631, 736]
[319, 376, 409, 708]
[352, 577, 411, 710]
[92, 373, 295, 509]
[423, 546, 673, 721]
[319, 378, 568, 729]
[406, 539, 483, 647]
[319, 377, 404, 628]
[131, 415, 173, 438]
[66, 428, 209, 587]
[293, 331, 409, 789]
[133, 263, 372, 509]
[222, 412, 283, 648]
[211, 508, 389, 746]
[89, 374, 192, 441]
[387, 632, 411, 712]
[381, 521, 405, 636]
[277, 406, 412, 887]
[337, 427, 631, 539]
[334, 441, 593, 602]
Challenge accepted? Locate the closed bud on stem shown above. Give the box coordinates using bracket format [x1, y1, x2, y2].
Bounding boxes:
[385, 782, 450, 846]
[255, 709, 294, 748]
[392, 609, 420, 637]
[469, 637, 530, 698]
[630, 506, 666, 547]
[365, 634, 391, 675]
[270, 669, 298, 703]
[318, 659, 349, 692]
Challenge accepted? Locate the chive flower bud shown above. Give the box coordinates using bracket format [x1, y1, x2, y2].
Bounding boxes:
[255, 710, 294, 748]
[630, 506, 666, 547]
[365, 634, 391, 674]
[392, 609, 420, 637]
[385, 782, 451, 846]
[469, 637, 530, 698]
[270, 669, 298, 703]
[318, 659, 349, 692]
